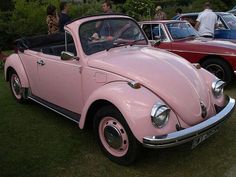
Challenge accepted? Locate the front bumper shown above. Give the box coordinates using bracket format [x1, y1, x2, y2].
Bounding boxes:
[143, 96, 235, 148]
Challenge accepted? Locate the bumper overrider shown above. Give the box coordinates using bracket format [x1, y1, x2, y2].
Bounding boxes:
[143, 96, 235, 148]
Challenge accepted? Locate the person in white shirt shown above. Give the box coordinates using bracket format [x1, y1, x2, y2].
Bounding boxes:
[195, 2, 217, 38]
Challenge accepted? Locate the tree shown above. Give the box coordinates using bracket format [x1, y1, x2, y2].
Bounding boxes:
[0, 0, 13, 11]
[124, 0, 155, 20]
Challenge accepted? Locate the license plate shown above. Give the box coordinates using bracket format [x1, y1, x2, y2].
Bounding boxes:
[191, 127, 219, 149]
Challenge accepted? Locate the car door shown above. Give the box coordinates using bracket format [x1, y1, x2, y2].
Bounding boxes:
[19, 50, 41, 96]
[36, 32, 83, 114]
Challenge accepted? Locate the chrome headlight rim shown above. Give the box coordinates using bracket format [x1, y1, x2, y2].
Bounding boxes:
[212, 79, 225, 98]
[151, 102, 170, 128]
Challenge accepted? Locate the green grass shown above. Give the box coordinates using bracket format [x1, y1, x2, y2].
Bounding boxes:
[0, 69, 236, 177]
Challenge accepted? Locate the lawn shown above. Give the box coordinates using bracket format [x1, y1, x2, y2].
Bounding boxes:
[0, 69, 236, 177]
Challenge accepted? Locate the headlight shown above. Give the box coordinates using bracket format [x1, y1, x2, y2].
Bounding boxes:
[151, 103, 170, 128]
[212, 80, 225, 98]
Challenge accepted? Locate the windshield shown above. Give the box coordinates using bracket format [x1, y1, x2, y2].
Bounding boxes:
[166, 22, 199, 40]
[79, 18, 147, 55]
[221, 13, 236, 30]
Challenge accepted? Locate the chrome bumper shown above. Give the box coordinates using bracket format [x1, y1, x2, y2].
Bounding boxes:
[143, 96, 235, 148]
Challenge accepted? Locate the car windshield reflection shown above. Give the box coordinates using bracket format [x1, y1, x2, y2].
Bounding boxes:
[79, 18, 147, 55]
[166, 22, 199, 40]
[222, 14, 236, 30]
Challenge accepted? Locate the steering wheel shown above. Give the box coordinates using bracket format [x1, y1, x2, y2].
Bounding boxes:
[87, 42, 105, 55]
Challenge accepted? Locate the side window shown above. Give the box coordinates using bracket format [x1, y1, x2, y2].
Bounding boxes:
[216, 17, 227, 30]
[65, 32, 77, 56]
[152, 24, 160, 38]
[142, 24, 152, 40]
[152, 24, 167, 41]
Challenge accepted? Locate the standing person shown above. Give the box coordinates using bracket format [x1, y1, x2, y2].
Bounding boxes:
[154, 6, 167, 20]
[59, 2, 71, 32]
[195, 2, 217, 38]
[102, 0, 113, 14]
[91, 0, 113, 40]
[46, 4, 59, 34]
[172, 8, 182, 20]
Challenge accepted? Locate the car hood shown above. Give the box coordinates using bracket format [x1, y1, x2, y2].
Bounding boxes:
[177, 37, 236, 54]
[87, 46, 212, 126]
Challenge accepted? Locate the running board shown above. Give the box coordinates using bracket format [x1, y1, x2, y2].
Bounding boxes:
[28, 95, 81, 123]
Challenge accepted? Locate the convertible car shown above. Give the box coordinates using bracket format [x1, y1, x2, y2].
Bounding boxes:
[177, 12, 236, 40]
[4, 15, 235, 165]
[140, 20, 236, 84]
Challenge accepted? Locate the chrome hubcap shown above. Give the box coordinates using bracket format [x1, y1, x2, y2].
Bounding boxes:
[12, 76, 21, 95]
[104, 125, 122, 149]
[11, 74, 22, 99]
[99, 117, 129, 157]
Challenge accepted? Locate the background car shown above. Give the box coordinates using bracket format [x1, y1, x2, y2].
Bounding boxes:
[4, 15, 235, 165]
[227, 5, 236, 16]
[227, 9, 236, 16]
[140, 20, 236, 84]
[177, 12, 236, 40]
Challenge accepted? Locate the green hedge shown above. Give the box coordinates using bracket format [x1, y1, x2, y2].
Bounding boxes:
[0, 0, 109, 50]
[124, 0, 155, 21]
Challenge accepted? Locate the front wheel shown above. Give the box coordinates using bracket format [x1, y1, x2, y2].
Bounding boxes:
[93, 105, 141, 165]
[9, 71, 26, 103]
[201, 58, 233, 84]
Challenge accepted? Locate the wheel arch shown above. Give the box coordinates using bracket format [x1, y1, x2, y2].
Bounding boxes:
[199, 54, 234, 72]
[83, 99, 116, 129]
[199, 54, 234, 83]
[79, 81, 177, 143]
[4, 54, 29, 88]
[6, 66, 16, 81]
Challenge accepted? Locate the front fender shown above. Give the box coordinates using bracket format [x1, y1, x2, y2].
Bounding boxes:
[80, 81, 180, 143]
[4, 54, 29, 87]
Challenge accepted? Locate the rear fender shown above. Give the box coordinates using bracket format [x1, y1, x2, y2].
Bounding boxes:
[80, 81, 179, 143]
[4, 54, 29, 88]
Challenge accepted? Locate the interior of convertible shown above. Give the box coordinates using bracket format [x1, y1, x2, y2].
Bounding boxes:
[15, 32, 77, 57]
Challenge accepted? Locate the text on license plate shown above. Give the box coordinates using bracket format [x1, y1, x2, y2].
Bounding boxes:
[191, 127, 219, 149]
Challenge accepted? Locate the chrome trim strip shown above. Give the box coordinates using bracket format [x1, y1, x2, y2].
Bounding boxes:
[28, 96, 80, 124]
[143, 96, 235, 148]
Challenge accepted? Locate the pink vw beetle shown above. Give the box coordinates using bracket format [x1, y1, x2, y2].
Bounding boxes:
[4, 15, 235, 165]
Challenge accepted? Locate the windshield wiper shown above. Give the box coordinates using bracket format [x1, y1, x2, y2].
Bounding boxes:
[173, 35, 196, 39]
[106, 41, 128, 51]
[186, 34, 197, 38]
[130, 39, 146, 46]
[106, 39, 146, 51]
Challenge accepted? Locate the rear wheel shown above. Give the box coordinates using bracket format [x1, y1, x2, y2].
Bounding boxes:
[201, 58, 233, 84]
[93, 105, 141, 165]
[9, 71, 25, 103]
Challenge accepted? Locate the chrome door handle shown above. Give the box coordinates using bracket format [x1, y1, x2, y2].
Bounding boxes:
[37, 60, 45, 66]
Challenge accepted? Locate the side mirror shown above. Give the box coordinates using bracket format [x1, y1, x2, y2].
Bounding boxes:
[61, 51, 78, 61]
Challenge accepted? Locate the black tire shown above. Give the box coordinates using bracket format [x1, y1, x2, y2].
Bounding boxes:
[93, 105, 141, 165]
[9, 70, 26, 103]
[201, 58, 233, 84]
